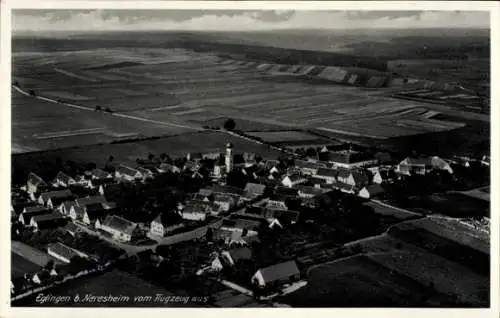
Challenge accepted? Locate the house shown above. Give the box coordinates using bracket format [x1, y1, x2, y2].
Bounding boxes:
[74, 195, 110, 208]
[90, 168, 113, 180]
[98, 183, 122, 197]
[69, 205, 85, 221]
[397, 156, 453, 176]
[88, 177, 115, 190]
[180, 202, 210, 221]
[82, 203, 107, 228]
[115, 165, 143, 182]
[47, 242, 88, 264]
[294, 159, 327, 175]
[281, 174, 308, 188]
[251, 261, 301, 289]
[18, 206, 49, 225]
[321, 150, 378, 169]
[212, 164, 225, 178]
[297, 186, 325, 199]
[220, 218, 261, 236]
[481, 155, 490, 167]
[336, 169, 371, 189]
[210, 227, 260, 246]
[242, 183, 266, 200]
[38, 190, 74, 208]
[314, 168, 338, 184]
[58, 200, 74, 215]
[52, 171, 76, 188]
[220, 247, 253, 266]
[358, 184, 385, 199]
[100, 215, 140, 242]
[30, 213, 67, 230]
[26, 173, 48, 200]
[213, 194, 236, 212]
[149, 214, 184, 237]
[32, 270, 52, 285]
[266, 195, 289, 211]
[333, 182, 356, 194]
[372, 169, 396, 184]
[240, 206, 300, 225]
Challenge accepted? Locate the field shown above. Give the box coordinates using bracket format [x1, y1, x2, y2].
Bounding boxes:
[12, 35, 489, 154]
[282, 255, 459, 307]
[284, 216, 490, 307]
[245, 131, 327, 143]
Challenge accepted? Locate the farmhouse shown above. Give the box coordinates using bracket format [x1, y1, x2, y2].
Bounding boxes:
[52, 171, 76, 188]
[115, 165, 143, 182]
[213, 194, 236, 212]
[136, 166, 155, 179]
[82, 203, 108, 228]
[18, 206, 49, 225]
[372, 169, 396, 184]
[69, 205, 85, 221]
[32, 270, 52, 285]
[149, 214, 184, 237]
[38, 190, 74, 208]
[242, 183, 267, 200]
[210, 227, 260, 246]
[100, 215, 140, 242]
[157, 163, 181, 174]
[88, 177, 115, 190]
[47, 242, 88, 264]
[314, 168, 338, 184]
[336, 169, 371, 189]
[266, 194, 289, 211]
[321, 150, 378, 169]
[220, 218, 261, 236]
[281, 174, 308, 188]
[90, 168, 113, 180]
[26, 173, 48, 200]
[294, 159, 327, 175]
[180, 202, 210, 221]
[30, 213, 67, 231]
[358, 184, 385, 199]
[220, 247, 253, 266]
[397, 156, 453, 176]
[62, 222, 81, 237]
[251, 260, 301, 289]
[297, 186, 325, 199]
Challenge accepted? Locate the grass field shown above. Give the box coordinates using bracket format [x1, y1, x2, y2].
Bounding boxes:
[283, 255, 458, 307]
[12, 44, 488, 154]
[245, 131, 327, 143]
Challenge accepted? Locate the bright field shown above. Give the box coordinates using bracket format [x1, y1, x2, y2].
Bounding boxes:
[12, 46, 482, 152]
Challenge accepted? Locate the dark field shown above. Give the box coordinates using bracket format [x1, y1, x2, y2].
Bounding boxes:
[11, 252, 42, 279]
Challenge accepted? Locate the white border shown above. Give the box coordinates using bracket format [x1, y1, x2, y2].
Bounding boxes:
[1, 1, 498, 318]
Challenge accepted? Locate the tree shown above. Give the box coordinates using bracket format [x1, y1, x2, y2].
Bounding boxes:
[95, 106, 102, 111]
[29, 90, 36, 97]
[223, 118, 236, 131]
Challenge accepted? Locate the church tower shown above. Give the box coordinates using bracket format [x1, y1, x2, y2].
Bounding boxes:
[225, 142, 233, 173]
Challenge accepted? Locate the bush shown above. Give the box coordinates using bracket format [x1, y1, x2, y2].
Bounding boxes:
[223, 118, 236, 131]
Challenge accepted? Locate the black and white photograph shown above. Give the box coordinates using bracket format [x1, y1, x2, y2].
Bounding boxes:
[5, 2, 496, 312]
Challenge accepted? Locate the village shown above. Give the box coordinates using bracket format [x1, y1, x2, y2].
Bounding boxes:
[10, 137, 490, 305]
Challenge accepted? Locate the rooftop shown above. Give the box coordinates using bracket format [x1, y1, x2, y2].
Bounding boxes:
[258, 260, 300, 283]
[102, 215, 137, 235]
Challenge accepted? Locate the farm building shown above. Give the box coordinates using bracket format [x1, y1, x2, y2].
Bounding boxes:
[372, 169, 396, 184]
[313, 168, 338, 185]
[81, 203, 108, 228]
[317, 66, 348, 83]
[62, 222, 81, 237]
[115, 165, 143, 182]
[220, 218, 261, 236]
[90, 168, 113, 180]
[30, 213, 68, 231]
[100, 215, 140, 242]
[242, 182, 267, 200]
[38, 190, 74, 208]
[297, 186, 326, 199]
[26, 173, 48, 200]
[251, 260, 301, 289]
[397, 156, 453, 176]
[220, 247, 253, 266]
[180, 202, 210, 221]
[294, 160, 327, 176]
[52, 171, 76, 188]
[358, 184, 385, 199]
[47, 242, 88, 264]
[149, 214, 184, 237]
[320, 150, 378, 169]
[266, 194, 289, 211]
[281, 174, 308, 188]
[210, 227, 260, 246]
[18, 206, 49, 225]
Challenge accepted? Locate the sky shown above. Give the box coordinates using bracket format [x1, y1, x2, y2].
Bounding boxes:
[13, 10, 490, 32]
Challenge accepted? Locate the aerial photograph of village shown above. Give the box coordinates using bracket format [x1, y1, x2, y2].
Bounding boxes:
[9, 9, 491, 308]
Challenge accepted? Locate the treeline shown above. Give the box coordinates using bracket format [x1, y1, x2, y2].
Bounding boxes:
[175, 40, 389, 72]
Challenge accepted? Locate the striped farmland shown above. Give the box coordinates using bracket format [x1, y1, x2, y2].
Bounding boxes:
[317, 67, 349, 83]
